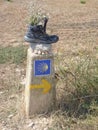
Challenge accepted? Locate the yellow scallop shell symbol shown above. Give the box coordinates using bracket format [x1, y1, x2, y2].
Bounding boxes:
[38, 63, 48, 73]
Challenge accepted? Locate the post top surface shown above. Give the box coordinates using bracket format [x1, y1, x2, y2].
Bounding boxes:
[28, 43, 52, 55]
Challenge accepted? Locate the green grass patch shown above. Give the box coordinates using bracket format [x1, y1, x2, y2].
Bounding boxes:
[80, 0, 86, 4]
[55, 56, 98, 117]
[0, 45, 27, 64]
[6, 0, 12, 2]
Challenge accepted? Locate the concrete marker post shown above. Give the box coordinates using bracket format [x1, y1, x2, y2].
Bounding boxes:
[25, 43, 56, 117]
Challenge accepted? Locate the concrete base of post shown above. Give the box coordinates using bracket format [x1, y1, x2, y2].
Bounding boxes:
[25, 47, 56, 117]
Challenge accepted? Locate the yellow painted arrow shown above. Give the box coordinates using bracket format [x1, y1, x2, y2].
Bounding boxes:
[30, 79, 51, 94]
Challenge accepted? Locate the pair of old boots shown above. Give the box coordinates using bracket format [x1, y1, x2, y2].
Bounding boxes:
[24, 17, 59, 44]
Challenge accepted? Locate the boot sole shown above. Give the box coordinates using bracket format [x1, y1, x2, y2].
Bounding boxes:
[24, 35, 59, 44]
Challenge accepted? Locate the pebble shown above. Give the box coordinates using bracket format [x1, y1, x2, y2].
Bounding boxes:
[8, 114, 14, 119]
[38, 50, 41, 55]
[0, 91, 4, 95]
[27, 122, 35, 128]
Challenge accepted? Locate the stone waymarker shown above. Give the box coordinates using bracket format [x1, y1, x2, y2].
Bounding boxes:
[25, 44, 56, 117]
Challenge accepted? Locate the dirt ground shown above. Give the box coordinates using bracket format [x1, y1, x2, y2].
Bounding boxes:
[0, 0, 98, 52]
[0, 0, 98, 130]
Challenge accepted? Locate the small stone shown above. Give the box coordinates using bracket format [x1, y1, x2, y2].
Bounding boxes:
[27, 122, 35, 128]
[0, 91, 4, 95]
[8, 114, 14, 119]
[42, 52, 45, 55]
[38, 50, 41, 55]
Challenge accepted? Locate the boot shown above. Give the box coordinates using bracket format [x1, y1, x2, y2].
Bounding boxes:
[24, 17, 59, 44]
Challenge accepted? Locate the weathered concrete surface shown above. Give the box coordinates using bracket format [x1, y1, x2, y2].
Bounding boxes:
[25, 48, 56, 117]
